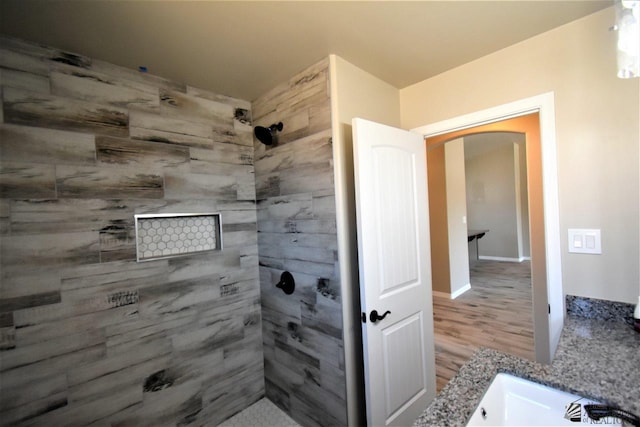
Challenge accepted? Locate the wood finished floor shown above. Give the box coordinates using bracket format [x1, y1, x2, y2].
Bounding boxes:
[433, 260, 535, 392]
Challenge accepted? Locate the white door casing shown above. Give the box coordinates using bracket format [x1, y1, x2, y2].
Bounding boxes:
[353, 118, 437, 427]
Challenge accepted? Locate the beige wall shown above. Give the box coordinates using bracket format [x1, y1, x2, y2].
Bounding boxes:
[516, 140, 531, 259]
[400, 7, 640, 304]
[332, 55, 401, 127]
[465, 136, 520, 259]
[445, 138, 470, 295]
[426, 143, 452, 294]
[329, 54, 401, 427]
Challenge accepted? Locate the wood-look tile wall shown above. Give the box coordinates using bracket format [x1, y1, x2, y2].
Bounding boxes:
[0, 36, 263, 426]
[253, 59, 347, 427]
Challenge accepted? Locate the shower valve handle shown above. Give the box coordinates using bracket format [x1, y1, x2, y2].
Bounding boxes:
[369, 310, 391, 323]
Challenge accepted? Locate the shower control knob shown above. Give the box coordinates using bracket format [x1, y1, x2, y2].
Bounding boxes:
[369, 310, 391, 323]
[275, 271, 295, 295]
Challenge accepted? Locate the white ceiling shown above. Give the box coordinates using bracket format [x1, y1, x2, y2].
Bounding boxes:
[0, 0, 612, 102]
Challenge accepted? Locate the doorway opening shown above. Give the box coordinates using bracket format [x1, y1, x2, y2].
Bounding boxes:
[413, 92, 565, 372]
[424, 111, 551, 363]
[425, 125, 535, 390]
[426, 129, 531, 298]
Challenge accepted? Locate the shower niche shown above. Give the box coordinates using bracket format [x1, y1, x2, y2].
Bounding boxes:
[134, 213, 222, 262]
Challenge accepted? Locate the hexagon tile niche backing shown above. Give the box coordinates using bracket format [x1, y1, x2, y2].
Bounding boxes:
[134, 213, 222, 262]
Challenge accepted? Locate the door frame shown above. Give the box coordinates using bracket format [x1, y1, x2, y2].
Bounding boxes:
[411, 92, 564, 364]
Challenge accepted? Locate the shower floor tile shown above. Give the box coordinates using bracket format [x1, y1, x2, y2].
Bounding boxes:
[219, 398, 300, 427]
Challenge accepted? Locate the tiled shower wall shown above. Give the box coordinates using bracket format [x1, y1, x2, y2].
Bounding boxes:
[0, 36, 263, 425]
[253, 59, 348, 426]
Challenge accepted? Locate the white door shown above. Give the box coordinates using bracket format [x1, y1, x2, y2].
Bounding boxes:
[352, 118, 436, 427]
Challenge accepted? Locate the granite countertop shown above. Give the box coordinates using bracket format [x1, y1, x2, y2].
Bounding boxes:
[414, 315, 640, 427]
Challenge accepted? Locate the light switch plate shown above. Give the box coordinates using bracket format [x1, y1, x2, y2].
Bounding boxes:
[568, 229, 601, 254]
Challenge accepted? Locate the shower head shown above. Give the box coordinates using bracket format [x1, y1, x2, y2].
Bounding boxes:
[254, 122, 283, 146]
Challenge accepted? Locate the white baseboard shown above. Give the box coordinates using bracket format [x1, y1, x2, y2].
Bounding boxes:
[451, 283, 471, 299]
[433, 284, 471, 300]
[478, 255, 523, 263]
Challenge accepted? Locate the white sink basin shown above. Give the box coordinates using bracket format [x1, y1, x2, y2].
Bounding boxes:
[466, 373, 616, 426]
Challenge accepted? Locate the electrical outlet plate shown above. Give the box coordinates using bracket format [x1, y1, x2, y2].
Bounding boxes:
[568, 228, 601, 254]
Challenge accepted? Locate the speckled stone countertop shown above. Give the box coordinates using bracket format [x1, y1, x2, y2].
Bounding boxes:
[414, 316, 640, 427]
